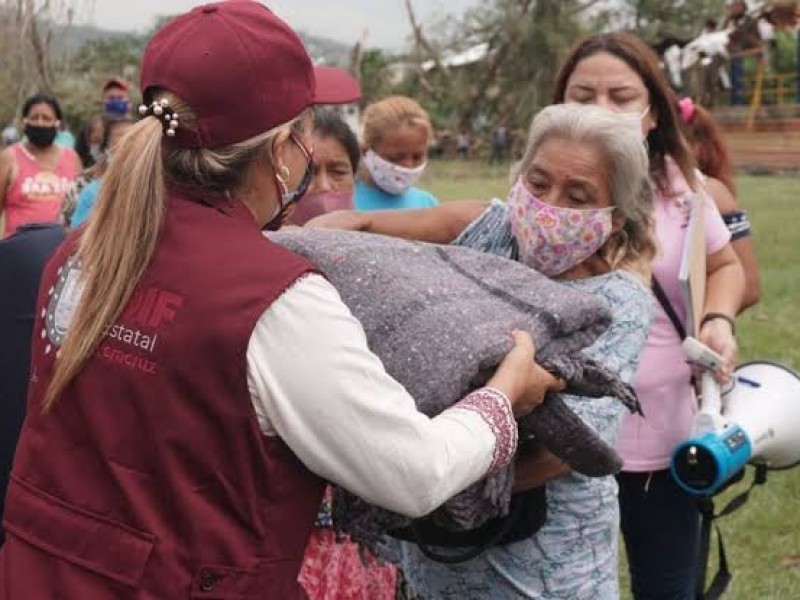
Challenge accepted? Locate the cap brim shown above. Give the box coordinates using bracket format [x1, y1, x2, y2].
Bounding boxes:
[103, 77, 129, 92]
[313, 66, 361, 105]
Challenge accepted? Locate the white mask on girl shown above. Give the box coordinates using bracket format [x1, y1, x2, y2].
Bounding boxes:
[507, 179, 615, 277]
[363, 149, 427, 195]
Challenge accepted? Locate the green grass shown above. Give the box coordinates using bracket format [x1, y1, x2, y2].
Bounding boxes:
[424, 160, 800, 599]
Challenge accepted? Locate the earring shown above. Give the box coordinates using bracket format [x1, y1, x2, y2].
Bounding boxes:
[275, 165, 290, 184]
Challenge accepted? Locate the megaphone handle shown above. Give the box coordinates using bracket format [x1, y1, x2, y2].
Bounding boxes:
[694, 372, 724, 435]
[700, 372, 722, 416]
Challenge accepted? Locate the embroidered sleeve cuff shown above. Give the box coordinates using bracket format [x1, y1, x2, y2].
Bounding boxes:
[448, 387, 518, 474]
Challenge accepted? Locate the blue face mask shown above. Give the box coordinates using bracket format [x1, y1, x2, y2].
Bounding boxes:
[104, 98, 130, 117]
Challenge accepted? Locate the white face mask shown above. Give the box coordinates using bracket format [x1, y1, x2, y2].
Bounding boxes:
[363, 149, 427, 195]
[620, 105, 651, 140]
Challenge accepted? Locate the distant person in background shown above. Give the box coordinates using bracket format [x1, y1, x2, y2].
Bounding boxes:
[457, 130, 470, 159]
[0, 93, 80, 238]
[288, 109, 357, 226]
[0, 223, 66, 546]
[62, 115, 108, 224]
[74, 115, 106, 169]
[102, 77, 132, 118]
[71, 116, 135, 227]
[54, 119, 76, 149]
[489, 123, 508, 163]
[355, 95, 439, 211]
[678, 96, 761, 311]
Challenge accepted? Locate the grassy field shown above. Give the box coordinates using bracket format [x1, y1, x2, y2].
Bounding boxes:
[423, 160, 800, 599]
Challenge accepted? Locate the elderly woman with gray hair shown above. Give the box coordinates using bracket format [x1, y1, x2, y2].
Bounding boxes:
[306, 103, 657, 598]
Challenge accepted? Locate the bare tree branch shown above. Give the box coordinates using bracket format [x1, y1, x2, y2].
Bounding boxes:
[349, 27, 368, 81]
[404, 0, 447, 103]
[26, 0, 53, 90]
[456, 0, 535, 129]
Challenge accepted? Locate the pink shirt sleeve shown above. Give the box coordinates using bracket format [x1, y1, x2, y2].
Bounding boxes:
[701, 187, 731, 255]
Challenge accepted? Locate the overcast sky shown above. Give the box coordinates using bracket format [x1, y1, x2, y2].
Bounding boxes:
[88, 0, 479, 50]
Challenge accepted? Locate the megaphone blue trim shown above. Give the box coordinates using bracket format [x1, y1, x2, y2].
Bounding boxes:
[671, 426, 753, 496]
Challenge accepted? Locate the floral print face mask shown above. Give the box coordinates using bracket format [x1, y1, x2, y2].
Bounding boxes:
[507, 179, 615, 277]
[363, 149, 427, 195]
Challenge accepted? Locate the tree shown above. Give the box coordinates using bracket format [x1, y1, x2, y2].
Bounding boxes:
[619, 0, 727, 41]
[0, 0, 89, 125]
[358, 49, 397, 107]
[404, 0, 604, 131]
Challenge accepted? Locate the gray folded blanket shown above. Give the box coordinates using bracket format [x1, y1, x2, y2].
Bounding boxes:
[271, 230, 639, 546]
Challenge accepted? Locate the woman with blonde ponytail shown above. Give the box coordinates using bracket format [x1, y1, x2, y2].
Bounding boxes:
[0, 3, 561, 598]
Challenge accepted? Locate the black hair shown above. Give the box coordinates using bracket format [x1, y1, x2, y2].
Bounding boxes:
[101, 115, 135, 151]
[21, 93, 63, 121]
[313, 108, 360, 172]
[74, 115, 105, 168]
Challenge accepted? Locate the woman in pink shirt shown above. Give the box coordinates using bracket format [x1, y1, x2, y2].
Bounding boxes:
[0, 94, 80, 238]
[553, 33, 745, 600]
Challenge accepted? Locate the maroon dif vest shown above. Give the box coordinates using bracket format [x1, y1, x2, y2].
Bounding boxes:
[0, 192, 325, 599]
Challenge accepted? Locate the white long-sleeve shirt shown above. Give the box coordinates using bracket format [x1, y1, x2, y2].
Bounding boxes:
[246, 274, 516, 518]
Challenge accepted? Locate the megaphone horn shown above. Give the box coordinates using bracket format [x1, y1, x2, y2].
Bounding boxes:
[671, 360, 800, 496]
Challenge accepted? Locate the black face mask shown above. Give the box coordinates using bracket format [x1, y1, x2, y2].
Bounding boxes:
[262, 160, 314, 232]
[25, 124, 57, 148]
[263, 134, 314, 232]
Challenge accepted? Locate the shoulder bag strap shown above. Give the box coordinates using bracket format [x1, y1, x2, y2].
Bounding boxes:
[652, 276, 687, 340]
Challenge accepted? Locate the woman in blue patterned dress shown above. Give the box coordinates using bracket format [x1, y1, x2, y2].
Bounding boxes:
[306, 103, 656, 599]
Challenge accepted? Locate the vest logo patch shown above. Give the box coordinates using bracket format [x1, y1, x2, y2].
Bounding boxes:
[123, 287, 184, 329]
[43, 256, 84, 354]
[97, 286, 185, 376]
[42, 256, 185, 376]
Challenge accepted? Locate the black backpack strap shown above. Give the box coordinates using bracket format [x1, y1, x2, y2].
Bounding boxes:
[652, 276, 687, 340]
[409, 505, 520, 564]
[390, 486, 546, 564]
[695, 465, 768, 600]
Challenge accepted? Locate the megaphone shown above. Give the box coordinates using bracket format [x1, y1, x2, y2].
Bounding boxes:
[671, 358, 800, 496]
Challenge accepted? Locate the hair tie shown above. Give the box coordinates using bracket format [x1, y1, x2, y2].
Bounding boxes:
[138, 98, 179, 137]
[678, 97, 696, 125]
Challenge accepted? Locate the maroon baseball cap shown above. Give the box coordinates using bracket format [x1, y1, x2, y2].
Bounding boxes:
[313, 66, 362, 105]
[140, 0, 315, 149]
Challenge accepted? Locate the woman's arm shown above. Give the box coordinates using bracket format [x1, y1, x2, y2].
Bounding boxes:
[248, 274, 562, 518]
[700, 243, 745, 379]
[0, 147, 14, 215]
[513, 445, 570, 492]
[704, 176, 761, 311]
[305, 200, 489, 244]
